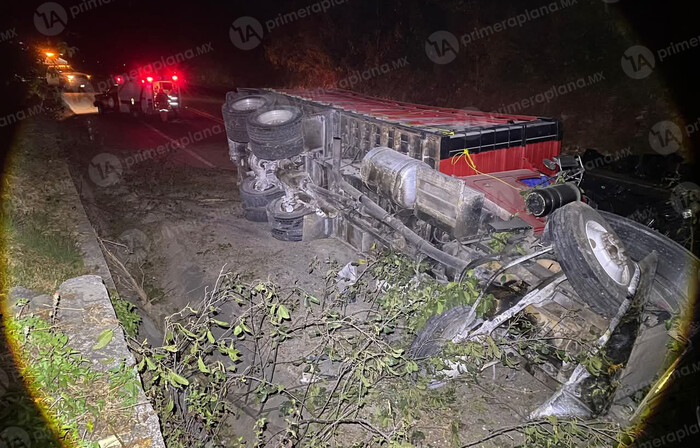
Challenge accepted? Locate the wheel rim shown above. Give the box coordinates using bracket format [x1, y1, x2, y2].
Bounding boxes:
[252, 180, 276, 193]
[257, 109, 294, 125]
[272, 197, 303, 215]
[231, 97, 265, 111]
[585, 220, 631, 285]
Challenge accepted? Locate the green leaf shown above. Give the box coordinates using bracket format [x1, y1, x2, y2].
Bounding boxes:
[162, 345, 178, 352]
[197, 356, 211, 373]
[391, 348, 404, 358]
[169, 370, 190, 386]
[145, 356, 156, 371]
[487, 337, 502, 359]
[179, 326, 197, 338]
[164, 398, 174, 415]
[277, 304, 290, 320]
[405, 360, 419, 374]
[212, 319, 229, 328]
[92, 329, 114, 350]
[206, 330, 215, 344]
[233, 325, 243, 336]
[227, 346, 241, 362]
[360, 375, 371, 388]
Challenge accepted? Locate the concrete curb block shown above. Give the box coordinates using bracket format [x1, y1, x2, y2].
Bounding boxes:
[18, 134, 167, 446]
[59, 160, 117, 292]
[11, 276, 166, 448]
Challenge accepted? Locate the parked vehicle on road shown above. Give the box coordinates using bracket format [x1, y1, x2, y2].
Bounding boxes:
[221, 88, 698, 427]
[94, 74, 181, 121]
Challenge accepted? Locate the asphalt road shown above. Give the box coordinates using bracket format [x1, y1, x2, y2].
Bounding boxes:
[62, 84, 235, 177]
[59, 85, 358, 322]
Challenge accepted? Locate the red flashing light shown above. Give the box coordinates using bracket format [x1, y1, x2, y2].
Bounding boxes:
[141, 79, 145, 84]
[146, 76, 153, 83]
[116, 76, 123, 83]
[171, 75, 178, 81]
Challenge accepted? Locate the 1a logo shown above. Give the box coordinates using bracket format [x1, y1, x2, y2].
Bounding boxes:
[425, 31, 459, 65]
[230, 16, 264, 50]
[621, 45, 655, 79]
[34, 2, 68, 36]
[649, 121, 682, 155]
[0, 427, 31, 448]
[88, 153, 123, 187]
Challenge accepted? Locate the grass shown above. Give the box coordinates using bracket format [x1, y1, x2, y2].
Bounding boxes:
[5, 311, 141, 448]
[3, 211, 84, 292]
[1, 121, 86, 293]
[0, 120, 143, 447]
[108, 289, 142, 338]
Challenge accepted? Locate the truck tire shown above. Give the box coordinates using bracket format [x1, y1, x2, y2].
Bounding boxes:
[222, 94, 273, 143]
[247, 106, 304, 161]
[266, 197, 310, 242]
[225, 91, 239, 104]
[546, 202, 635, 318]
[599, 210, 699, 312]
[239, 176, 284, 208]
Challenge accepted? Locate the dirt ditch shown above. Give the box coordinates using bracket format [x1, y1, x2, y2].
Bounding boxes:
[54, 114, 581, 447]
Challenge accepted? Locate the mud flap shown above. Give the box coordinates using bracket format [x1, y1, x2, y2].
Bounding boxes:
[529, 250, 658, 420]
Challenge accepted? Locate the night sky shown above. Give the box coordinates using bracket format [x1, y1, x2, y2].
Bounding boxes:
[1, 1, 696, 138]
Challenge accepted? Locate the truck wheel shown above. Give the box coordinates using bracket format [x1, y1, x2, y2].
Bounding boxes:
[225, 91, 239, 104]
[223, 94, 274, 143]
[239, 176, 284, 208]
[600, 210, 698, 312]
[266, 197, 310, 242]
[546, 202, 634, 317]
[247, 106, 304, 161]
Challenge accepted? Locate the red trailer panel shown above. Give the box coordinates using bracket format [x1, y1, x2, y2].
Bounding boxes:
[275, 88, 562, 178]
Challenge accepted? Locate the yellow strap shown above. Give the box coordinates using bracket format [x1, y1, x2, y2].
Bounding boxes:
[450, 149, 521, 191]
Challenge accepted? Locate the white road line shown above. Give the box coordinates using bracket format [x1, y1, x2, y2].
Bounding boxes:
[187, 106, 224, 124]
[141, 121, 216, 168]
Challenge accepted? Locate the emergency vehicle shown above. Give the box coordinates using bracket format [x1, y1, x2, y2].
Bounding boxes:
[94, 73, 182, 121]
[41, 51, 97, 114]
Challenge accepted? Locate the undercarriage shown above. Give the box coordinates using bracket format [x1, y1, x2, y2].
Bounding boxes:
[220, 88, 699, 425]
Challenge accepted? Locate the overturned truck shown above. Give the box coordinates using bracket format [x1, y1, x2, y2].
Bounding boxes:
[221, 88, 698, 423]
